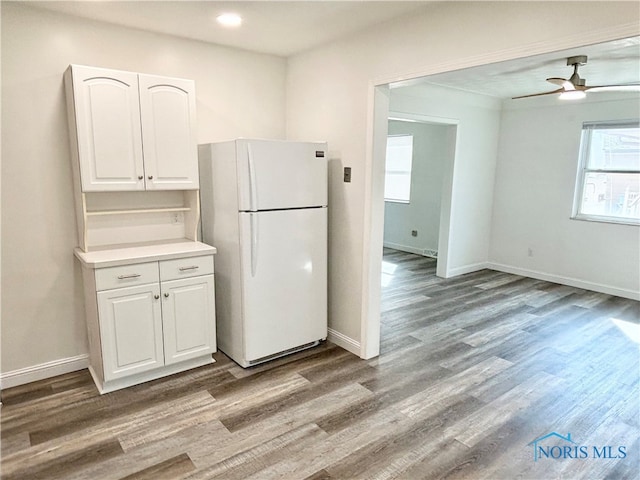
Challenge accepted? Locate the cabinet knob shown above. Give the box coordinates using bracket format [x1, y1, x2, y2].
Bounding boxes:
[164, 293, 169, 298]
[154, 294, 160, 300]
[148, 175, 154, 180]
[138, 175, 143, 180]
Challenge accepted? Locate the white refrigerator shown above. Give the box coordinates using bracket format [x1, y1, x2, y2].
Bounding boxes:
[199, 139, 328, 367]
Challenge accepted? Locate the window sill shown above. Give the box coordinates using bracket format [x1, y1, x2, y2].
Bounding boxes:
[384, 199, 410, 204]
[571, 214, 640, 226]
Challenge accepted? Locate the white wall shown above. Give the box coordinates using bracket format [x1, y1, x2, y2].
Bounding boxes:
[1, 3, 286, 374]
[490, 93, 640, 298]
[383, 120, 449, 256]
[286, 1, 640, 349]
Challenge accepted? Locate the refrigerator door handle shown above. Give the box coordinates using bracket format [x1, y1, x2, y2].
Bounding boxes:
[247, 142, 258, 212]
[250, 213, 259, 277]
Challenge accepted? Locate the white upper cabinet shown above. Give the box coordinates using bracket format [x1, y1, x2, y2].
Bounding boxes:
[66, 65, 199, 192]
[70, 66, 145, 192]
[139, 74, 199, 190]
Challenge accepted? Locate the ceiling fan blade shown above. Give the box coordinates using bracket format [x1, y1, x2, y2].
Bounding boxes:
[546, 77, 569, 87]
[584, 84, 640, 92]
[512, 88, 564, 100]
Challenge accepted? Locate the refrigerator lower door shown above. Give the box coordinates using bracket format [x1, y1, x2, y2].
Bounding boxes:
[239, 208, 327, 363]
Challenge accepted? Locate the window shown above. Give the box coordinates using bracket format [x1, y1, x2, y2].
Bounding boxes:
[385, 134, 414, 203]
[574, 120, 640, 225]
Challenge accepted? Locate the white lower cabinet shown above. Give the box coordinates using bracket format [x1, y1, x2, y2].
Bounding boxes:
[84, 253, 216, 393]
[161, 275, 216, 365]
[98, 283, 164, 381]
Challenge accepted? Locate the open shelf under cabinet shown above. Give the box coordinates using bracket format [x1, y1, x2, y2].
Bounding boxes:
[76, 190, 201, 253]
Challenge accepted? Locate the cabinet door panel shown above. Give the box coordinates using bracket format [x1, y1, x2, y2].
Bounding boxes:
[162, 275, 216, 365]
[139, 74, 199, 190]
[98, 284, 164, 380]
[71, 66, 145, 192]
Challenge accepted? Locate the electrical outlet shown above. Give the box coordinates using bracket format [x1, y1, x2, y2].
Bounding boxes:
[411, 230, 418, 237]
[172, 213, 180, 224]
[343, 167, 352, 183]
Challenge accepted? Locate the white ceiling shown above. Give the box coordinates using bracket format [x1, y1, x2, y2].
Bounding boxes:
[30, 1, 431, 57]
[416, 36, 640, 99]
[29, 1, 640, 99]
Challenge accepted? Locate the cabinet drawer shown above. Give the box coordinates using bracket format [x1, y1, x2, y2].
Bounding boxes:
[160, 255, 214, 281]
[95, 262, 159, 291]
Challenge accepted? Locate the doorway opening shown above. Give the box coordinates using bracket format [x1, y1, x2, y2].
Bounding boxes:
[362, 35, 640, 361]
[382, 113, 458, 277]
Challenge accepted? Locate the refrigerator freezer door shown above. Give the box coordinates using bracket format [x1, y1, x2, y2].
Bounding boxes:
[239, 208, 327, 362]
[237, 140, 328, 211]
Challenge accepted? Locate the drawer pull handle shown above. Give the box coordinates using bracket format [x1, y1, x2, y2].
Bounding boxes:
[179, 266, 200, 271]
[117, 273, 141, 280]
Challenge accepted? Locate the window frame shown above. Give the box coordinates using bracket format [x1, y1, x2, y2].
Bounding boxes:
[572, 119, 640, 226]
[384, 134, 414, 204]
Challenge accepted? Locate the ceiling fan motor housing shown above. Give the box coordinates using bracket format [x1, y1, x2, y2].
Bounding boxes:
[567, 55, 588, 86]
[567, 55, 588, 66]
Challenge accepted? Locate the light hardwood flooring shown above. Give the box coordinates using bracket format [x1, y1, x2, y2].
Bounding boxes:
[1, 249, 639, 479]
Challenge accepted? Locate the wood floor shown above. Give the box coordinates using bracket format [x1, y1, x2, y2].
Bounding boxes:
[1, 249, 639, 479]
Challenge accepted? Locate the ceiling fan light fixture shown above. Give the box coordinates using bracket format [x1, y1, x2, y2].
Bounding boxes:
[559, 90, 586, 100]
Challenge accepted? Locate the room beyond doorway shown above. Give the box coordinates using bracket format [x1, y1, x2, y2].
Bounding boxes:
[382, 113, 458, 275]
[383, 118, 453, 263]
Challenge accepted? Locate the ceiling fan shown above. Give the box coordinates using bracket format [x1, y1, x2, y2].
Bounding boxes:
[512, 55, 640, 100]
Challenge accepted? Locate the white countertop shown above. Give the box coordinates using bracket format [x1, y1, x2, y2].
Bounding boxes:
[74, 239, 217, 268]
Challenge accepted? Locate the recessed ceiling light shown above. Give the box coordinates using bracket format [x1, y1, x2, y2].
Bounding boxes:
[216, 13, 242, 28]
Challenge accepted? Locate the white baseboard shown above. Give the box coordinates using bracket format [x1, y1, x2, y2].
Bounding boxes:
[383, 242, 424, 256]
[445, 262, 490, 278]
[383, 242, 438, 258]
[327, 328, 361, 356]
[0, 354, 89, 390]
[487, 262, 640, 301]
